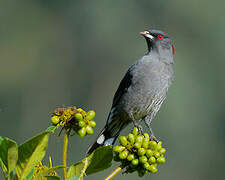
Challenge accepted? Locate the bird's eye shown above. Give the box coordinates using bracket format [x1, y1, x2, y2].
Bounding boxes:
[157, 34, 163, 39]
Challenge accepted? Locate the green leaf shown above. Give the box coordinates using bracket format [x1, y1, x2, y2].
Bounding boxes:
[32, 165, 65, 180]
[67, 159, 87, 180]
[44, 175, 61, 180]
[0, 137, 18, 176]
[67, 146, 113, 180]
[16, 131, 50, 180]
[85, 146, 113, 175]
[46, 126, 57, 133]
[22, 169, 34, 180]
[0, 136, 3, 144]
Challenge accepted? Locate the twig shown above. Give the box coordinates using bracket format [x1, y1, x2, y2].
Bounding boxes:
[63, 129, 69, 180]
[104, 166, 122, 180]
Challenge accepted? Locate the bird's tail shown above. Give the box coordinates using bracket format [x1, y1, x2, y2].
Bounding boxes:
[86, 126, 118, 154]
[86, 111, 128, 154]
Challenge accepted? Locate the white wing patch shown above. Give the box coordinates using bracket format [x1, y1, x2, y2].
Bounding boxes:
[97, 134, 105, 144]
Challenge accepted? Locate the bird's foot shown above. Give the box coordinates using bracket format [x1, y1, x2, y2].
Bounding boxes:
[150, 134, 158, 142]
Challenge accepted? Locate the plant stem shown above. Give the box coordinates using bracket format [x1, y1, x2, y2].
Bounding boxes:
[104, 166, 122, 180]
[63, 129, 69, 180]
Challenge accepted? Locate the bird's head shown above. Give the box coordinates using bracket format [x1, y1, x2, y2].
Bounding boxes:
[140, 29, 175, 58]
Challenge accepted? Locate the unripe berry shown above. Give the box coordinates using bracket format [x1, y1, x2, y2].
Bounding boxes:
[89, 120, 96, 127]
[128, 133, 135, 144]
[131, 159, 139, 166]
[86, 126, 94, 135]
[156, 144, 162, 151]
[134, 142, 142, 149]
[146, 149, 154, 158]
[119, 136, 128, 146]
[142, 141, 149, 149]
[138, 169, 147, 177]
[136, 135, 144, 144]
[143, 162, 151, 170]
[78, 127, 86, 137]
[86, 110, 95, 120]
[159, 148, 166, 154]
[149, 141, 157, 150]
[154, 151, 161, 158]
[139, 156, 148, 164]
[78, 120, 86, 128]
[149, 164, 158, 173]
[157, 156, 166, 164]
[148, 156, 156, 164]
[119, 150, 129, 159]
[127, 154, 135, 161]
[144, 133, 150, 140]
[113, 145, 125, 153]
[51, 116, 60, 125]
[138, 148, 146, 156]
[132, 127, 139, 136]
[75, 113, 83, 121]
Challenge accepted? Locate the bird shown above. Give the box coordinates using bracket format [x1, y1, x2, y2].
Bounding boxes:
[87, 29, 175, 154]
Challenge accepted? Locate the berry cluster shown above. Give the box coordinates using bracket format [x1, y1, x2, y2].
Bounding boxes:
[50, 106, 96, 138]
[113, 127, 166, 177]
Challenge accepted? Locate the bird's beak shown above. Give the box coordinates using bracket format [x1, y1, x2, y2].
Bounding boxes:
[140, 31, 154, 40]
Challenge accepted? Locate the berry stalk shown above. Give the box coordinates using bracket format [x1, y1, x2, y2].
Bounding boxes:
[104, 166, 123, 180]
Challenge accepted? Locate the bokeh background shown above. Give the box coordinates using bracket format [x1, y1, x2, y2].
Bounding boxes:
[1, 0, 225, 180]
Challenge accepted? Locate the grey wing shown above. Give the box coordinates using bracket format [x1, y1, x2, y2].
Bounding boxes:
[112, 68, 133, 108]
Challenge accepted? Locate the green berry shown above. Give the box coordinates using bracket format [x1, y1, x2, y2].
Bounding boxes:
[51, 116, 60, 125]
[78, 127, 86, 137]
[131, 159, 139, 166]
[158, 141, 162, 146]
[149, 141, 157, 150]
[113, 154, 120, 162]
[78, 120, 86, 128]
[157, 156, 166, 164]
[159, 148, 166, 154]
[142, 141, 149, 149]
[134, 142, 141, 149]
[86, 126, 94, 135]
[89, 120, 96, 127]
[156, 144, 162, 151]
[146, 149, 154, 158]
[144, 133, 150, 140]
[139, 156, 148, 164]
[132, 127, 139, 136]
[154, 151, 161, 158]
[138, 148, 146, 156]
[143, 162, 151, 170]
[113, 145, 125, 153]
[119, 136, 128, 146]
[127, 154, 135, 161]
[148, 156, 156, 164]
[128, 133, 135, 144]
[86, 110, 95, 120]
[138, 169, 147, 177]
[75, 113, 83, 121]
[149, 164, 158, 173]
[119, 150, 129, 159]
[136, 135, 144, 143]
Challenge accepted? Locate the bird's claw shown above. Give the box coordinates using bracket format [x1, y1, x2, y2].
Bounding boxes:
[150, 134, 158, 142]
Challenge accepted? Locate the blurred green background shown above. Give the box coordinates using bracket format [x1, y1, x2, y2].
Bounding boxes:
[1, 0, 225, 179]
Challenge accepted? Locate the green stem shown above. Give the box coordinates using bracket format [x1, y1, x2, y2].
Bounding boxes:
[63, 129, 69, 180]
[104, 166, 122, 180]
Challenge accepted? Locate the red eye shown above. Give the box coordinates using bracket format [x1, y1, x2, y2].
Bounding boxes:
[157, 34, 163, 39]
[172, 44, 175, 55]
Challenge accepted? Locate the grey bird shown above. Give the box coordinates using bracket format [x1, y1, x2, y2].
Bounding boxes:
[87, 29, 174, 154]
